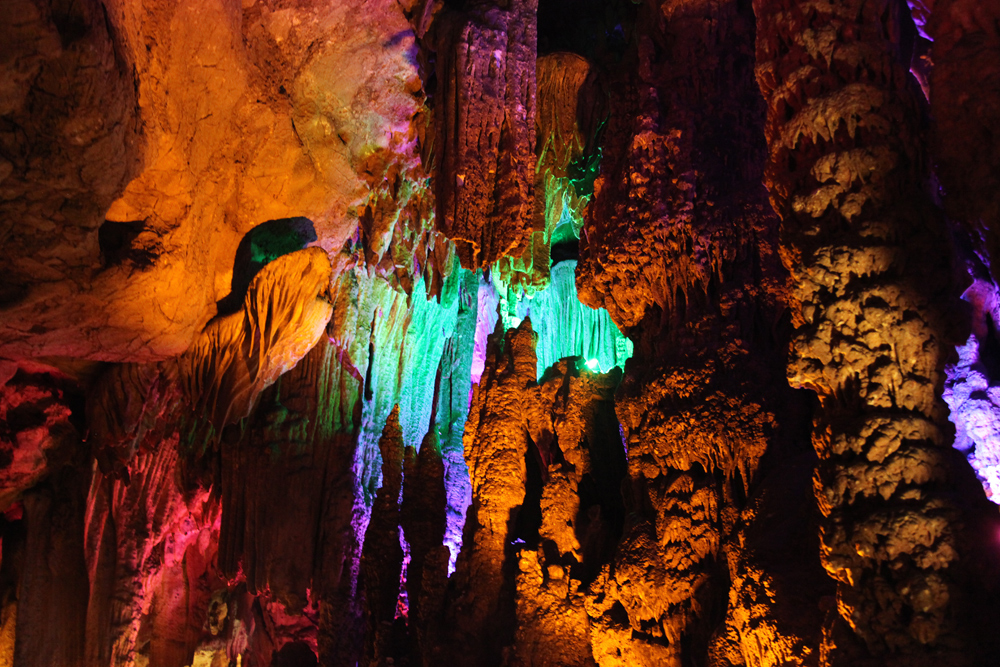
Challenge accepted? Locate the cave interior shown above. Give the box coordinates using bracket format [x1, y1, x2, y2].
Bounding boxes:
[1, 0, 1000, 665]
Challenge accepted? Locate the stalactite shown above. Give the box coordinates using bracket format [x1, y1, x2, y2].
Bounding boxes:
[507, 260, 633, 379]
[356, 138, 459, 300]
[6, 0, 1000, 664]
[753, 0, 996, 661]
[496, 52, 593, 293]
[436, 270, 479, 569]
[431, 0, 538, 268]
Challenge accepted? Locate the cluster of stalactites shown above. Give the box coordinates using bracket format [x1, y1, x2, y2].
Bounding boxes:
[356, 134, 460, 302]
[432, 0, 538, 270]
[574, 66, 721, 334]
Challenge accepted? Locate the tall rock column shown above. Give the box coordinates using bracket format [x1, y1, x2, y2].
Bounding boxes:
[753, 0, 989, 661]
[576, 0, 811, 663]
[431, 0, 538, 268]
[443, 321, 537, 665]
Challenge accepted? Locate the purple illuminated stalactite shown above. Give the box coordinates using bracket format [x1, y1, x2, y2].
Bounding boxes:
[945, 281, 1000, 502]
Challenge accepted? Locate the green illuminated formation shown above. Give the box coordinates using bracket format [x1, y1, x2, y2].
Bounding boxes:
[497, 260, 633, 378]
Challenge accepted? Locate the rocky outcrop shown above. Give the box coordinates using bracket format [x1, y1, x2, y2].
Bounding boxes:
[87, 247, 334, 478]
[83, 439, 222, 667]
[0, 0, 142, 317]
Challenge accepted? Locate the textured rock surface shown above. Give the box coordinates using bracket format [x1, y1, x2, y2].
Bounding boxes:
[575, 0, 821, 664]
[514, 360, 624, 667]
[496, 52, 593, 293]
[430, 0, 538, 268]
[753, 0, 998, 661]
[87, 247, 333, 478]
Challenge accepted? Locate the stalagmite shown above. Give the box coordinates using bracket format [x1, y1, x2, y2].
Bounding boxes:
[514, 360, 624, 667]
[400, 429, 449, 666]
[444, 321, 536, 665]
[360, 407, 404, 667]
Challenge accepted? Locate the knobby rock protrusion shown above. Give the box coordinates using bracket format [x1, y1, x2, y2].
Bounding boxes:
[753, 0, 997, 661]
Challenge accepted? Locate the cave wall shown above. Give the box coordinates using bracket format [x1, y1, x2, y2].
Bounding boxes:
[1, 0, 999, 665]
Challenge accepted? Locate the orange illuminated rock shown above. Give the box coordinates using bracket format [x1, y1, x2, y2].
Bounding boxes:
[0, 0, 422, 364]
[87, 248, 333, 477]
[514, 360, 624, 667]
[4, 0, 1000, 664]
[444, 320, 536, 665]
[753, 0, 997, 660]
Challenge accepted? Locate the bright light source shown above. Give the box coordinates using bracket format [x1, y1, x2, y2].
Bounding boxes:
[510, 317, 522, 328]
[585, 358, 600, 372]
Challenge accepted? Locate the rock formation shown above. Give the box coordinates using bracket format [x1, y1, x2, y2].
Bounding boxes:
[430, 0, 538, 269]
[753, 0, 999, 661]
[1, 0, 999, 665]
